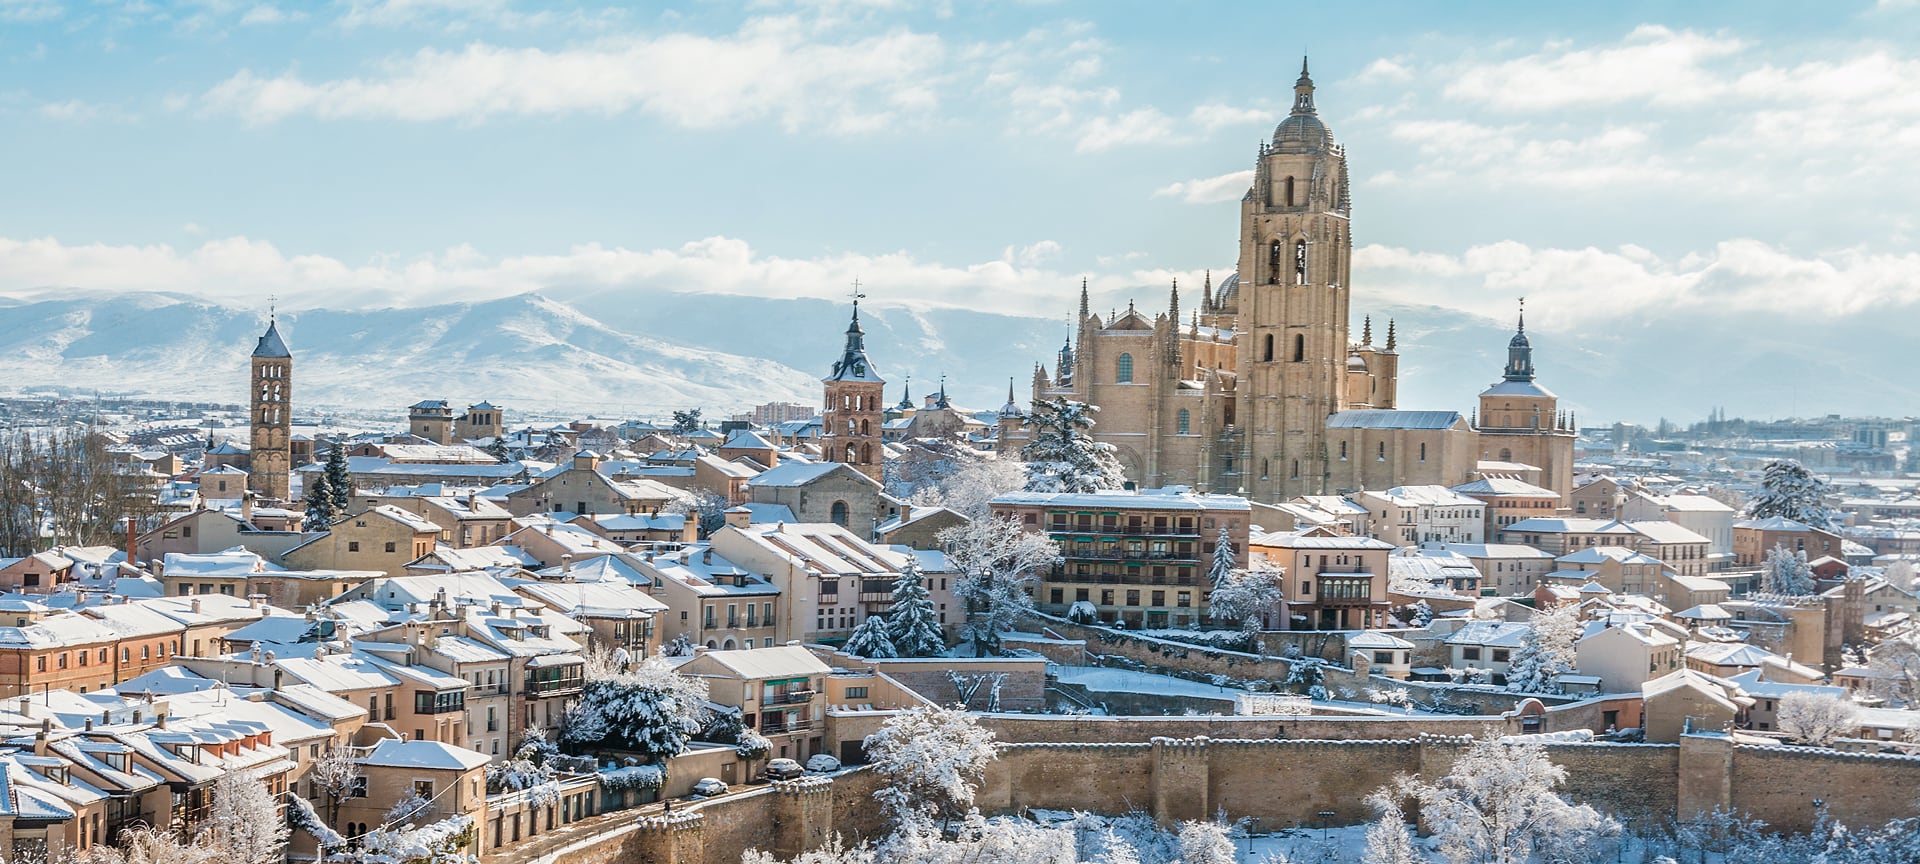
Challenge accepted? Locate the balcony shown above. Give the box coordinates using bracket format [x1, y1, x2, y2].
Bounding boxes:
[1049, 525, 1198, 539]
[768, 690, 814, 705]
[1061, 549, 1197, 562]
[761, 720, 815, 734]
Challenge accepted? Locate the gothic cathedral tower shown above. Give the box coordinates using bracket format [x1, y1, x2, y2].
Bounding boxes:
[248, 317, 293, 501]
[1230, 59, 1352, 500]
[822, 301, 885, 483]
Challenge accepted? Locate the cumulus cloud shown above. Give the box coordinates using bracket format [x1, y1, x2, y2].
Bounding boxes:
[200, 18, 946, 133]
[1153, 169, 1252, 204]
[1355, 239, 1920, 328]
[1444, 25, 1744, 110]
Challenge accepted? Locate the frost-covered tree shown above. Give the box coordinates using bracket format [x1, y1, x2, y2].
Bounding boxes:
[887, 560, 947, 658]
[85, 827, 222, 864]
[303, 473, 334, 529]
[1019, 397, 1127, 493]
[1505, 604, 1582, 695]
[341, 815, 477, 864]
[1761, 544, 1819, 596]
[1746, 459, 1835, 529]
[558, 657, 710, 760]
[486, 729, 561, 796]
[1361, 792, 1423, 864]
[665, 489, 729, 538]
[910, 455, 1025, 521]
[309, 743, 363, 823]
[1208, 567, 1281, 633]
[485, 436, 511, 463]
[384, 791, 433, 828]
[197, 770, 288, 864]
[1175, 821, 1238, 864]
[864, 706, 997, 829]
[662, 635, 695, 658]
[324, 443, 352, 515]
[1775, 692, 1859, 746]
[1865, 633, 1920, 706]
[1383, 735, 1616, 864]
[938, 514, 1060, 654]
[1208, 527, 1237, 589]
[842, 614, 899, 659]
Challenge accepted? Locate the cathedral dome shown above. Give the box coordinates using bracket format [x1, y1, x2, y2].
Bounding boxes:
[1271, 112, 1332, 153]
[1215, 271, 1240, 307]
[1508, 330, 1531, 349]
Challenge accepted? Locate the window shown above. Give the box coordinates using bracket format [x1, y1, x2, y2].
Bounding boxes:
[384, 541, 397, 553]
[348, 541, 361, 553]
[845, 687, 869, 699]
[829, 500, 850, 527]
[1283, 175, 1295, 206]
[349, 777, 368, 798]
[1419, 443, 1427, 462]
[1263, 334, 1274, 362]
[1377, 442, 1387, 461]
[1116, 353, 1133, 383]
[1176, 409, 1190, 435]
[1267, 241, 1281, 284]
[1462, 647, 1482, 661]
[1373, 651, 1394, 664]
[414, 781, 434, 800]
[1492, 649, 1510, 663]
[1294, 240, 1308, 284]
[1292, 334, 1305, 362]
[1339, 441, 1347, 460]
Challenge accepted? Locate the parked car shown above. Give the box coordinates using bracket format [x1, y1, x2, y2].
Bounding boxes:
[764, 758, 804, 781]
[691, 777, 728, 797]
[805, 754, 841, 773]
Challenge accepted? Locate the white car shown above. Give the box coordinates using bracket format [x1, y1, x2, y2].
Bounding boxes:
[805, 754, 842, 773]
[691, 777, 728, 797]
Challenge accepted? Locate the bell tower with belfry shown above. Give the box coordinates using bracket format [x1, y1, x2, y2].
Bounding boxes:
[1231, 57, 1354, 500]
[822, 284, 886, 484]
[248, 310, 294, 502]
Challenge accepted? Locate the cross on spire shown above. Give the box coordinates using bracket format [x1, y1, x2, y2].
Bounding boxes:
[1517, 296, 1526, 333]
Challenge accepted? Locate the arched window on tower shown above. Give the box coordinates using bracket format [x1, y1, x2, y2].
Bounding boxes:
[1263, 334, 1275, 362]
[1117, 353, 1133, 383]
[1339, 441, 1348, 461]
[845, 444, 858, 463]
[1268, 241, 1282, 284]
[1176, 409, 1190, 435]
[1294, 240, 1308, 285]
[1377, 441, 1387, 462]
[1419, 443, 1427, 462]
[1284, 176, 1295, 207]
[860, 418, 870, 436]
[1499, 448, 1512, 462]
[1290, 460, 1300, 479]
[830, 501, 850, 527]
[1293, 334, 1305, 362]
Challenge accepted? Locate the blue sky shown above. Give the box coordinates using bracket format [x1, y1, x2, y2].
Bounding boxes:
[4, 0, 1920, 406]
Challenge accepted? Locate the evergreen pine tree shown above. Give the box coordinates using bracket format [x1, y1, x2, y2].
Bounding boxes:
[843, 614, 899, 658]
[1505, 604, 1581, 694]
[323, 443, 352, 515]
[1208, 526, 1236, 589]
[1019, 397, 1127, 493]
[1761, 543, 1819, 595]
[1746, 458, 1836, 529]
[486, 436, 511, 463]
[887, 560, 947, 657]
[303, 474, 333, 529]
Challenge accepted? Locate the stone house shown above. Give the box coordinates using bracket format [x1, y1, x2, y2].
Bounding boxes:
[280, 505, 440, 576]
[1575, 621, 1683, 693]
[1253, 527, 1395, 630]
[746, 461, 888, 535]
[1732, 516, 1848, 567]
[505, 452, 682, 518]
[677, 645, 831, 763]
[630, 544, 781, 651]
[709, 521, 959, 645]
[1352, 485, 1485, 546]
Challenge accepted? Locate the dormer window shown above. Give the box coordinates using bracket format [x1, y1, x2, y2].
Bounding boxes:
[103, 753, 129, 773]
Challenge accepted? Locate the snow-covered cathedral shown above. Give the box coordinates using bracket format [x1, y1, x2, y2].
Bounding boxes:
[999, 60, 1576, 502]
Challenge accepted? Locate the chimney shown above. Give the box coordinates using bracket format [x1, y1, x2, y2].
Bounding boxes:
[702, 550, 712, 566]
[693, 646, 708, 656]
[562, 554, 573, 574]
[241, 491, 255, 523]
[34, 723, 49, 757]
[724, 508, 750, 530]
[16, 696, 29, 718]
[190, 598, 202, 615]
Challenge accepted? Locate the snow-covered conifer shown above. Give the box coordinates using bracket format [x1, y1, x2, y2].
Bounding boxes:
[324, 443, 352, 514]
[1208, 527, 1237, 589]
[1505, 604, 1582, 695]
[1208, 567, 1281, 632]
[842, 614, 899, 659]
[558, 657, 710, 760]
[1746, 459, 1835, 529]
[1019, 397, 1127, 493]
[886, 560, 946, 658]
[303, 474, 333, 529]
[939, 515, 1060, 654]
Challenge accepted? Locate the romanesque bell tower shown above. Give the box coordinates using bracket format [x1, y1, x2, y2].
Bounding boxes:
[248, 316, 293, 501]
[822, 301, 885, 484]
[1230, 58, 1353, 500]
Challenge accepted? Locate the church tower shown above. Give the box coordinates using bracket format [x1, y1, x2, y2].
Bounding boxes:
[1233, 58, 1354, 499]
[248, 316, 293, 502]
[1477, 301, 1577, 499]
[822, 300, 886, 483]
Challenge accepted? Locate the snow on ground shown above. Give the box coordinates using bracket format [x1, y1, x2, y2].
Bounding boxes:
[1052, 665, 1244, 701]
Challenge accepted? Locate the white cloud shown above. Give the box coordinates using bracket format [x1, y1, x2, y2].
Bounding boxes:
[1354, 58, 1413, 84]
[1075, 108, 1176, 152]
[0, 0, 60, 22]
[1383, 120, 1673, 189]
[1444, 25, 1744, 110]
[239, 5, 301, 25]
[1355, 239, 1920, 328]
[1153, 169, 1252, 204]
[200, 16, 948, 133]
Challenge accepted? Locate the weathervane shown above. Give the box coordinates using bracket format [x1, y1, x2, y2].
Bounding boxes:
[850, 277, 866, 307]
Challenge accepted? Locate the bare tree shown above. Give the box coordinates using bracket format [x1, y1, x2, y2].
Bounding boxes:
[1775, 692, 1860, 746]
[308, 744, 363, 824]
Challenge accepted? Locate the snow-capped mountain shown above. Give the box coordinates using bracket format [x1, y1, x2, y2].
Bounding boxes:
[0, 292, 828, 416]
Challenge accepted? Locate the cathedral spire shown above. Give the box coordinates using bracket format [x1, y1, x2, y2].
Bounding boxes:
[1362, 315, 1372, 346]
[1078, 278, 1090, 322]
[1503, 298, 1535, 383]
[1385, 319, 1397, 351]
[1201, 270, 1213, 313]
[936, 374, 950, 408]
[1168, 278, 1180, 321]
[1292, 55, 1316, 116]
